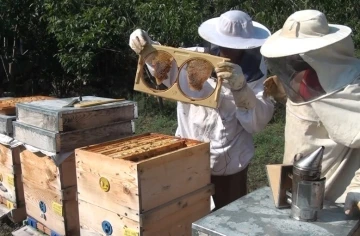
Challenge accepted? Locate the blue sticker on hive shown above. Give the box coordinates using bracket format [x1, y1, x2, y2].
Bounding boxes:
[102, 220, 113, 235]
[39, 201, 47, 213]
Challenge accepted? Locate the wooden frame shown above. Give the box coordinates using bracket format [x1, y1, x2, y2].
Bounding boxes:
[134, 44, 230, 109]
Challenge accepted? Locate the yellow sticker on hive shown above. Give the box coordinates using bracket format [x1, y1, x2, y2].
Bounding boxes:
[6, 200, 14, 209]
[52, 202, 63, 216]
[124, 228, 139, 236]
[7, 175, 14, 186]
[99, 177, 110, 192]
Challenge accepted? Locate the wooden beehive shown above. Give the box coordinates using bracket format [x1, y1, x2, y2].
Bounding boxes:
[76, 133, 213, 235]
[0, 144, 26, 222]
[19, 147, 79, 236]
[13, 96, 137, 152]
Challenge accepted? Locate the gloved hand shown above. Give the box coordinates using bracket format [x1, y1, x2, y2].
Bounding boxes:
[344, 192, 360, 216]
[215, 61, 256, 109]
[129, 29, 156, 54]
[215, 62, 246, 90]
[263, 75, 287, 105]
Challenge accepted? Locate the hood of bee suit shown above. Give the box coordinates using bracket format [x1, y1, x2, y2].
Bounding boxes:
[295, 35, 360, 105]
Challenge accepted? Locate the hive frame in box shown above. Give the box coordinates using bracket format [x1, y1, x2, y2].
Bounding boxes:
[134, 44, 230, 109]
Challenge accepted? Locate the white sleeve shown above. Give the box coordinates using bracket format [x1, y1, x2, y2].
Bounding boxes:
[235, 58, 275, 134]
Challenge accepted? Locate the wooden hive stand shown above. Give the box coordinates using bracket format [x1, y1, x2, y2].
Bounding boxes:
[76, 133, 214, 236]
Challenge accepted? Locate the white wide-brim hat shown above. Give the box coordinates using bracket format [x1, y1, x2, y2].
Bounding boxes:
[198, 10, 271, 50]
[261, 10, 352, 58]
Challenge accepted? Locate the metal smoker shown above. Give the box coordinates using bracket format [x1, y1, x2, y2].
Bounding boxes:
[286, 146, 326, 221]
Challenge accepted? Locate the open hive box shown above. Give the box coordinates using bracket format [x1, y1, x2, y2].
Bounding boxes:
[76, 133, 213, 236]
[134, 44, 230, 109]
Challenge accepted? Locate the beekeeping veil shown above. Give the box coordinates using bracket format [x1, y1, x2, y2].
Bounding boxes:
[261, 10, 360, 105]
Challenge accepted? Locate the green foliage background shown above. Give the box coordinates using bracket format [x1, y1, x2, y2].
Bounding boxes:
[0, 0, 359, 97]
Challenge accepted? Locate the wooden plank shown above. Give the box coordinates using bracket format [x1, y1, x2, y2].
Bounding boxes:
[140, 184, 213, 226]
[0, 114, 15, 135]
[0, 167, 19, 205]
[0, 143, 17, 170]
[0, 145, 24, 207]
[73, 98, 125, 108]
[138, 142, 210, 212]
[23, 182, 78, 235]
[143, 198, 210, 236]
[266, 164, 293, 208]
[13, 120, 135, 153]
[16, 96, 138, 132]
[76, 151, 140, 217]
[20, 148, 76, 191]
[78, 200, 139, 236]
[78, 185, 211, 236]
[23, 181, 66, 235]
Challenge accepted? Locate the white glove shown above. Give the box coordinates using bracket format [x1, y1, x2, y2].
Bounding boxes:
[215, 62, 246, 90]
[215, 62, 257, 109]
[129, 29, 154, 54]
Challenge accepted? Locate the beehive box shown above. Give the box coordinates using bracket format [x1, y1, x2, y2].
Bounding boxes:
[19, 147, 79, 236]
[76, 133, 212, 235]
[13, 96, 138, 153]
[0, 144, 26, 222]
[15, 96, 137, 132]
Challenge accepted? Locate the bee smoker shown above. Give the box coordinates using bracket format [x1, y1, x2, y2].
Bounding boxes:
[286, 146, 326, 222]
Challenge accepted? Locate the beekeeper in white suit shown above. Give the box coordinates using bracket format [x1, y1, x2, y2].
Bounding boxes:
[261, 9, 360, 215]
[129, 10, 274, 210]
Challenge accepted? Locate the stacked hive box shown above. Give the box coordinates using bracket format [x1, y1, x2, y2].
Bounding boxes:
[76, 133, 213, 236]
[0, 96, 54, 223]
[12, 96, 138, 236]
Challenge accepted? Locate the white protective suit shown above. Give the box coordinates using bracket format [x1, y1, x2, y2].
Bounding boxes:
[283, 36, 360, 203]
[148, 46, 274, 176]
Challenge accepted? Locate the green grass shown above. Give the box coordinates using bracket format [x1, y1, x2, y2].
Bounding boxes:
[0, 94, 286, 235]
